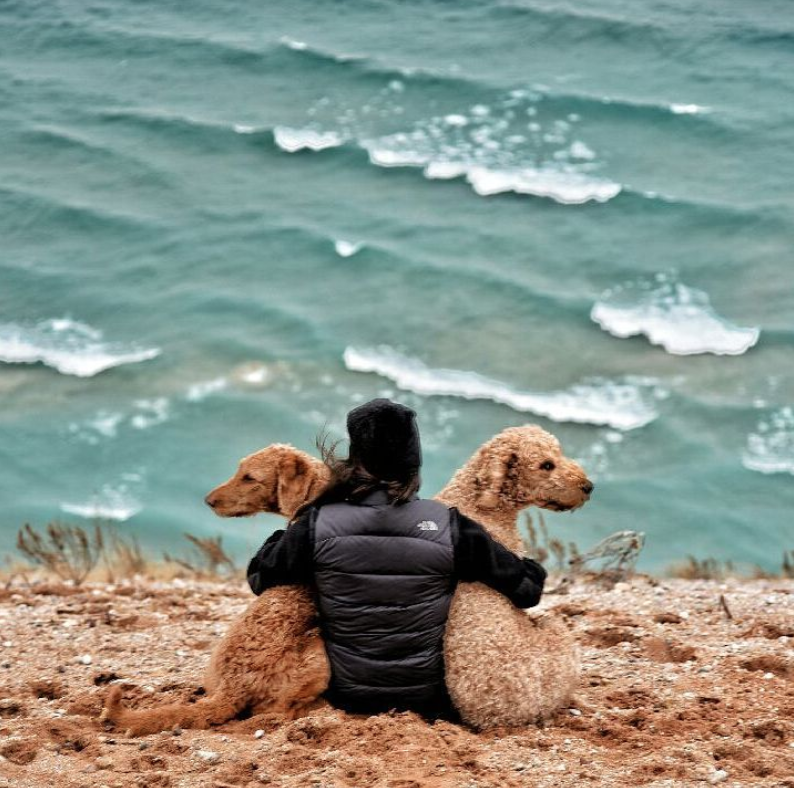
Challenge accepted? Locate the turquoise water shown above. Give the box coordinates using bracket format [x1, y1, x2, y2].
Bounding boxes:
[1, 0, 793, 572]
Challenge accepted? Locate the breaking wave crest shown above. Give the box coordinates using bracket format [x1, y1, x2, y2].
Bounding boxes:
[0, 318, 161, 377]
[273, 87, 622, 205]
[343, 346, 661, 430]
[591, 274, 760, 355]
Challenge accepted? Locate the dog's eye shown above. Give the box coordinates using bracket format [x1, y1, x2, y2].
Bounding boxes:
[540, 461, 555, 471]
[241, 473, 255, 483]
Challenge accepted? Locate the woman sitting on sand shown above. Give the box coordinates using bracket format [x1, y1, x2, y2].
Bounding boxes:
[246, 398, 547, 720]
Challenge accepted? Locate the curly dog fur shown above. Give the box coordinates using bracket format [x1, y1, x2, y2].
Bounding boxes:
[101, 427, 590, 733]
[437, 425, 591, 728]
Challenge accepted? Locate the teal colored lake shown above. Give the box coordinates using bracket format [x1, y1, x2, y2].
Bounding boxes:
[1, 0, 793, 572]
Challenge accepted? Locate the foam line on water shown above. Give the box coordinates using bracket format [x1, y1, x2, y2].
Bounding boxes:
[591, 274, 760, 355]
[343, 346, 660, 430]
[366, 147, 621, 204]
[61, 483, 142, 521]
[0, 318, 161, 377]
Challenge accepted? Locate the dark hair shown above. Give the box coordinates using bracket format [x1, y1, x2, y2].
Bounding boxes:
[292, 432, 421, 521]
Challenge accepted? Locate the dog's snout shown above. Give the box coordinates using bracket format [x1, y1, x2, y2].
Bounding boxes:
[204, 494, 218, 509]
[581, 481, 594, 496]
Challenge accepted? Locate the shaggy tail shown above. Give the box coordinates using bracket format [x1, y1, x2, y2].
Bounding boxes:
[100, 683, 245, 736]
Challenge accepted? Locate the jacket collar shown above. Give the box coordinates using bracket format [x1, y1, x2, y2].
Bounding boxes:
[356, 488, 419, 506]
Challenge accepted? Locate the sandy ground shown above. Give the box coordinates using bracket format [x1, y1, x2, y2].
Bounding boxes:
[0, 574, 792, 788]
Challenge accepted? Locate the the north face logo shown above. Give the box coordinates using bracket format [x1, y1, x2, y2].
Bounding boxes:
[416, 520, 439, 531]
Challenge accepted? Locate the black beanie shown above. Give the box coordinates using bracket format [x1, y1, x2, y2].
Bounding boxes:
[346, 398, 422, 482]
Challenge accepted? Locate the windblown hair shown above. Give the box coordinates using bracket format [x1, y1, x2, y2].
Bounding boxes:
[292, 433, 421, 520]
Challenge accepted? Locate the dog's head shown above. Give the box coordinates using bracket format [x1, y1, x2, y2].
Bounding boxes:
[473, 425, 593, 513]
[204, 444, 329, 520]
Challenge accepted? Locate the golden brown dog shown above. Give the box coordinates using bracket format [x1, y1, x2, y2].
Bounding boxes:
[101, 427, 591, 733]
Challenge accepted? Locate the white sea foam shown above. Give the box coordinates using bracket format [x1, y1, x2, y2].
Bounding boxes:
[343, 346, 659, 430]
[280, 89, 621, 205]
[334, 239, 363, 257]
[670, 103, 708, 115]
[569, 140, 596, 160]
[273, 127, 345, 153]
[366, 146, 620, 204]
[234, 362, 273, 386]
[186, 378, 228, 402]
[743, 407, 794, 475]
[591, 274, 760, 355]
[0, 318, 160, 377]
[130, 398, 170, 429]
[61, 484, 142, 521]
[87, 411, 125, 439]
[280, 36, 308, 51]
[575, 430, 624, 479]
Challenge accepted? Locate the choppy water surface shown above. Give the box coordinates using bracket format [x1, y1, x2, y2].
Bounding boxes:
[1, 0, 793, 571]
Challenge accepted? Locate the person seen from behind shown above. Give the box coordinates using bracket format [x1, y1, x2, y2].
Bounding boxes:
[246, 398, 548, 720]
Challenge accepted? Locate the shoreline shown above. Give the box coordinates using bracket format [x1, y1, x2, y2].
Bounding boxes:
[1, 575, 792, 787]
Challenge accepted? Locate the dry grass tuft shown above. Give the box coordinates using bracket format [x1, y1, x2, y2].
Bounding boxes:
[669, 550, 794, 580]
[100, 526, 147, 582]
[10, 521, 242, 586]
[522, 513, 644, 587]
[16, 521, 104, 585]
[163, 533, 237, 579]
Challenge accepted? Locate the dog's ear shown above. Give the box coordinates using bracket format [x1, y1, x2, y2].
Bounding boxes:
[477, 451, 517, 509]
[276, 452, 315, 518]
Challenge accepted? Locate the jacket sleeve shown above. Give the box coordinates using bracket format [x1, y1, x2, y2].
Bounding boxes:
[246, 509, 314, 595]
[451, 509, 547, 609]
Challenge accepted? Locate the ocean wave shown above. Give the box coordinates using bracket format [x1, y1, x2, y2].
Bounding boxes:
[274, 29, 708, 127]
[743, 408, 794, 476]
[61, 484, 142, 521]
[278, 36, 365, 63]
[276, 87, 622, 204]
[334, 239, 364, 257]
[343, 346, 660, 430]
[591, 274, 760, 356]
[273, 127, 345, 152]
[0, 318, 161, 377]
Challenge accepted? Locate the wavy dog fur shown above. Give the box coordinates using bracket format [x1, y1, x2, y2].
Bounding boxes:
[101, 427, 590, 733]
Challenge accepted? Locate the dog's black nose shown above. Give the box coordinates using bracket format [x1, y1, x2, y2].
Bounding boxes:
[581, 481, 594, 495]
[204, 495, 218, 509]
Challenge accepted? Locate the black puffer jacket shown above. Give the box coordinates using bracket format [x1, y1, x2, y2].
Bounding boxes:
[312, 490, 455, 714]
[247, 490, 547, 716]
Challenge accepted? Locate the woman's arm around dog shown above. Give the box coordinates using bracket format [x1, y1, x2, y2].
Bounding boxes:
[452, 509, 547, 608]
[246, 509, 315, 594]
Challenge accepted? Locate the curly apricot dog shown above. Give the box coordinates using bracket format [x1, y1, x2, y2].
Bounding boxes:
[101, 427, 591, 733]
